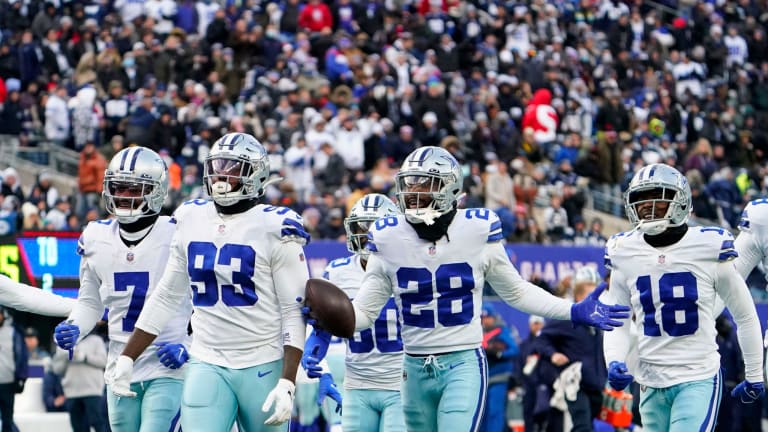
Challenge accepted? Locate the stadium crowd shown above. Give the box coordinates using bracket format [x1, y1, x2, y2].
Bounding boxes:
[0, 1, 764, 430]
[0, 0, 766, 247]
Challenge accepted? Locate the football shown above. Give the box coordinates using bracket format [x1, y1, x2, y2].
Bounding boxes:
[304, 278, 356, 338]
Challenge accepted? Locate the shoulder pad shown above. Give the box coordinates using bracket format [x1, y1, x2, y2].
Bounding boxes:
[461, 208, 503, 243]
[696, 226, 737, 262]
[738, 198, 768, 232]
[261, 205, 310, 245]
[77, 219, 114, 257]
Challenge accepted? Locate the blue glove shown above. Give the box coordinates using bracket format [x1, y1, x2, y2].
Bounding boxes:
[296, 297, 317, 326]
[571, 282, 631, 331]
[54, 321, 80, 352]
[156, 343, 189, 369]
[304, 328, 332, 360]
[301, 354, 323, 379]
[731, 380, 765, 404]
[318, 373, 342, 413]
[301, 329, 332, 378]
[607, 361, 634, 391]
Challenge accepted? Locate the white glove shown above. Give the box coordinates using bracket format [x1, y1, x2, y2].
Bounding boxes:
[261, 378, 295, 425]
[109, 355, 137, 398]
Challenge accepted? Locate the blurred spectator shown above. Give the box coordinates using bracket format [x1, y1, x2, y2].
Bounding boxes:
[1, 168, 24, 205]
[319, 207, 346, 241]
[480, 304, 519, 432]
[535, 269, 606, 432]
[52, 325, 108, 432]
[316, 142, 347, 195]
[484, 160, 516, 240]
[0, 79, 22, 150]
[44, 198, 70, 231]
[76, 142, 106, 219]
[43, 85, 69, 146]
[42, 361, 67, 413]
[24, 327, 49, 363]
[0, 308, 28, 432]
[543, 195, 569, 243]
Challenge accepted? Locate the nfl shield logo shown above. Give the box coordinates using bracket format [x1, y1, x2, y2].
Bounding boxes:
[658, 255, 665, 264]
[126, 252, 134, 262]
[428, 245, 436, 255]
[218, 224, 226, 233]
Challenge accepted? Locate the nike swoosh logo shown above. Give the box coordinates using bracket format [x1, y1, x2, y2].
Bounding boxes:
[257, 370, 273, 378]
[448, 362, 465, 370]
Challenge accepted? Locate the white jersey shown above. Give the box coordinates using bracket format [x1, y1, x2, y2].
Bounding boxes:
[324, 255, 403, 391]
[734, 198, 768, 279]
[353, 209, 574, 355]
[72, 216, 192, 383]
[604, 226, 763, 387]
[134, 200, 309, 369]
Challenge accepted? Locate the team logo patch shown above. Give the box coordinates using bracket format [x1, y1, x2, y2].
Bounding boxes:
[218, 224, 226, 233]
[126, 252, 134, 262]
[402, 370, 407, 381]
[299, 253, 305, 262]
[658, 254, 665, 264]
[428, 245, 436, 256]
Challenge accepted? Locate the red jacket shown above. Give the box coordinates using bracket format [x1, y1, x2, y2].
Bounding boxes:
[522, 88, 558, 143]
[298, 3, 333, 32]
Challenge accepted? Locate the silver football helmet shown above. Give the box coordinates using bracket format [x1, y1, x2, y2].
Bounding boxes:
[345, 193, 400, 258]
[103, 146, 169, 224]
[395, 146, 463, 225]
[204, 133, 273, 206]
[625, 163, 691, 235]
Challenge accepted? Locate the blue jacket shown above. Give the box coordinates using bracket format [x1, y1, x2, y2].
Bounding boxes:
[534, 319, 606, 392]
[483, 324, 519, 384]
[12, 323, 28, 382]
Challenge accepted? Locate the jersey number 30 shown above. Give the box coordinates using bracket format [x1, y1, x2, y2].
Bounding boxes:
[637, 271, 698, 337]
[188, 242, 258, 307]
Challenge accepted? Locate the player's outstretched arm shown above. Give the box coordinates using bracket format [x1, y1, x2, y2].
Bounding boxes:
[484, 242, 630, 328]
[351, 254, 393, 331]
[0, 275, 75, 317]
[65, 259, 108, 344]
[734, 229, 763, 279]
[715, 262, 764, 386]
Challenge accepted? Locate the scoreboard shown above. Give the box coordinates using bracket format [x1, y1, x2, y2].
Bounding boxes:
[0, 231, 80, 298]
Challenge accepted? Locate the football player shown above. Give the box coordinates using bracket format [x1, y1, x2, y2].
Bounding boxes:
[603, 163, 763, 432]
[53, 147, 192, 432]
[311, 146, 630, 431]
[303, 193, 405, 432]
[110, 133, 309, 432]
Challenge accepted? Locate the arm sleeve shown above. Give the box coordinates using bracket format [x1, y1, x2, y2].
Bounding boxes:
[352, 254, 393, 330]
[714, 262, 764, 382]
[602, 270, 633, 366]
[135, 233, 192, 336]
[483, 242, 572, 319]
[271, 240, 309, 350]
[734, 229, 763, 279]
[68, 258, 106, 340]
[0, 275, 75, 317]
